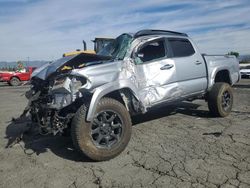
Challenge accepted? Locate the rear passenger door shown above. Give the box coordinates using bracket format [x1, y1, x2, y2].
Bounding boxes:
[167, 38, 207, 95]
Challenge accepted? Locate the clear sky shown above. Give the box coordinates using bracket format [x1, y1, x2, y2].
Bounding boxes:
[0, 0, 250, 61]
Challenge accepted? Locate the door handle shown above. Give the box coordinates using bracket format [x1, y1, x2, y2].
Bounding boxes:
[160, 64, 174, 70]
[195, 61, 202, 65]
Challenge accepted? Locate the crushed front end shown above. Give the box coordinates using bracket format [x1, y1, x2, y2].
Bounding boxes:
[25, 74, 88, 135]
[23, 53, 111, 136]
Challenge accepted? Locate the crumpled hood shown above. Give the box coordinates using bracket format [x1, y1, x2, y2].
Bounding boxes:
[31, 53, 112, 80]
[31, 56, 74, 80]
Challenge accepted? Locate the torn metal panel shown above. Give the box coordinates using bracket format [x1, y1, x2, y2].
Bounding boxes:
[119, 58, 139, 87]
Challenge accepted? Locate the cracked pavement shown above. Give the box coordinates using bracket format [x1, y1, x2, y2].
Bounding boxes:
[0, 79, 249, 188]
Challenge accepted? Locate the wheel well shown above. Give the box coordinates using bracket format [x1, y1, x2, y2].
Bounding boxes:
[102, 88, 141, 115]
[103, 90, 126, 106]
[214, 70, 231, 84]
[10, 76, 20, 81]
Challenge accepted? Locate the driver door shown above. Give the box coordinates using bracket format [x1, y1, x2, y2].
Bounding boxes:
[134, 38, 180, 106]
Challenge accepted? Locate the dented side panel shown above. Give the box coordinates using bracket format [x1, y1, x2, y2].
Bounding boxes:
[75, 37, 182, 121]
[82, 56, 181, 121]
[72, 61, 123, 90]
[135, 58, 179, 106]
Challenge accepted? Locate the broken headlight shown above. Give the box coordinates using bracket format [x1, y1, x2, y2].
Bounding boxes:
[51, 76, 86, 93]
[50, 76, 87, 109]
[51, 76, 71, 93]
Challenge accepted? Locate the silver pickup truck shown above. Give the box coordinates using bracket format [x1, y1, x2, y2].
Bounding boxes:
[24, 30, 240, 161]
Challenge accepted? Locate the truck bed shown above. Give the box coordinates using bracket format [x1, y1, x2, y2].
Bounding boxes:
[202, 54, 240, 88]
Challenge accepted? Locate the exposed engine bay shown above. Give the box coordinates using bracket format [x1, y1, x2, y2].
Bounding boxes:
[24, 53, 113, 135]
[26, 76, 83, 135]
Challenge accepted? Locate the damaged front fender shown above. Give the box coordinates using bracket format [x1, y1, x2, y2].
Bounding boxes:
[86, 80, 142, 122]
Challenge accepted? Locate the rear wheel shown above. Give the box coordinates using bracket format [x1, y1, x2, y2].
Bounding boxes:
[71, 97, 132, 161]
[10, 77, 21, 86]
[207, 82, 233, 117]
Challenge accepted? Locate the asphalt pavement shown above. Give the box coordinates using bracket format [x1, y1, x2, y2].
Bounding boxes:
[0, 80, 249, 188]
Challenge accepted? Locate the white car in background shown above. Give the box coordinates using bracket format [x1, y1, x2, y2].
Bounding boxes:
[240, 65, 250, 78]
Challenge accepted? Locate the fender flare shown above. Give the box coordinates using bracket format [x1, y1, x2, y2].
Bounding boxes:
[86, 80, 139, 121]
[209, 68, 232, 87]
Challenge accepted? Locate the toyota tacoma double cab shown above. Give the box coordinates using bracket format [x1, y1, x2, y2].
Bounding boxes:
[21, 30, 240, 161]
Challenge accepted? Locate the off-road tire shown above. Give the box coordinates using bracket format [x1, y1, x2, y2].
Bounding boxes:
[207, 82, 233, 117]
[10, 77, 21, 86]
[71, 97, 132, 161]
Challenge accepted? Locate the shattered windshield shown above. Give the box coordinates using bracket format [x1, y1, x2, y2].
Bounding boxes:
[97, 34, 132, 60]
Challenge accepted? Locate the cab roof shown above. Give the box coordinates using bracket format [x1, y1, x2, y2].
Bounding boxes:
[133, 29, 188, 38]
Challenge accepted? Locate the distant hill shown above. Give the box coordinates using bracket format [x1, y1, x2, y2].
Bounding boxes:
[0, 60, 50, 69]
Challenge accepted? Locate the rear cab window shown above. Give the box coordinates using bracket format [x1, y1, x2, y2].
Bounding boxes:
[168, 38, 195, 58]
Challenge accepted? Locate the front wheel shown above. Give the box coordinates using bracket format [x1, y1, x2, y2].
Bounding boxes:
[207, 82, 233, 117]
[71, 97, 132, 161]
[10, 77, 21, 86]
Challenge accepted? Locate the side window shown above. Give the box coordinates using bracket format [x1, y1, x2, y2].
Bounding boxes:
[137, 40, 166, 63]
[168, 38, 195, 57]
